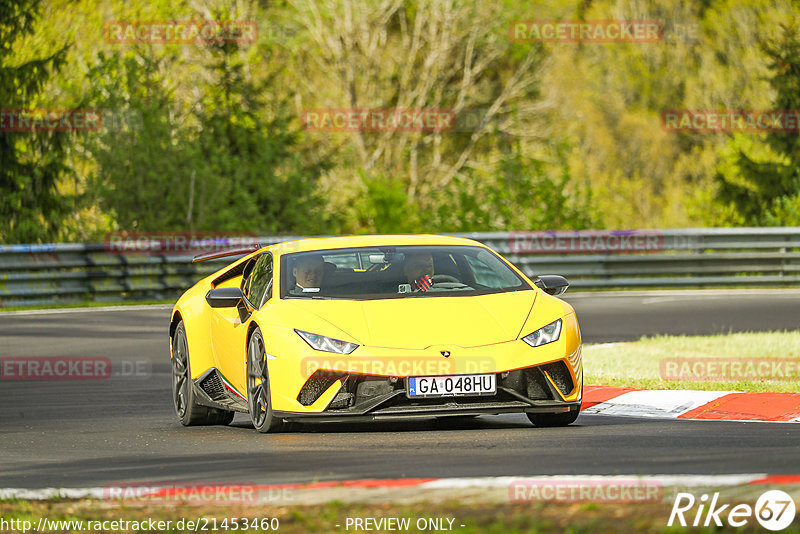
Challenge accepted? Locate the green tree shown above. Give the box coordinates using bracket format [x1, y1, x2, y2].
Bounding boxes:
[0, 0, 70, 243]
[434, 140, 596, 232]
[715, 20, 800, 225]
[191, 34, 329, 234]
[84, 22, 330, 235]
[84, 50, 195, 232]
[353, 172, 421, 234]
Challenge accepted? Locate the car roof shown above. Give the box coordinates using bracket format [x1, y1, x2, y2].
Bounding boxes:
[268, 234, 487, 255]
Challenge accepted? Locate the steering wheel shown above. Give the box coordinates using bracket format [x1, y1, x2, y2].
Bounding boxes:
[431, 274, 460, 284]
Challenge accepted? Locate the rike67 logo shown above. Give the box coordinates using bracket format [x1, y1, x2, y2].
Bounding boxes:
[668, 490, 796, 531]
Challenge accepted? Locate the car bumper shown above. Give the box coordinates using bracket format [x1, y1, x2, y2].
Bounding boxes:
[273, 382, 582, 423]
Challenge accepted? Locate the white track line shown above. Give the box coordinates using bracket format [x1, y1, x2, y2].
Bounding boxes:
[1, 304, 173, 316]
[419, 474, 767, 489]
[0, 474, 772, 501]
[583, 390, 735, 419]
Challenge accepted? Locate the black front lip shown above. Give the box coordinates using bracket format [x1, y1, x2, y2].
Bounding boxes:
[272, 404, 579, 423]
[273, 388, 580, 423]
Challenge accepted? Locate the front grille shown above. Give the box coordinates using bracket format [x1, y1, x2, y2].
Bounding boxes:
[540, 360, 575, 396]
[325, 376, 400, 410]
[328, 391, 354, 409]
[199, 372, 226, 401]
[499, 369, 553, 401]
[356, 379, 396, 400]
[523, 368, 551, 400]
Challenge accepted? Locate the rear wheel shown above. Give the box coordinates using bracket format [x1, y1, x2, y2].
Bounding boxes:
[526, 407, 580, 427]
[172, 321, 234, 426]
[246, 327, 284, 433]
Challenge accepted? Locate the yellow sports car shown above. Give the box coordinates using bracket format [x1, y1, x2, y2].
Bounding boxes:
[169, 235, 582, 432]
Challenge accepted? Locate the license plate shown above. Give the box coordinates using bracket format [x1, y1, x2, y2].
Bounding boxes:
[406, 374, 496, 398]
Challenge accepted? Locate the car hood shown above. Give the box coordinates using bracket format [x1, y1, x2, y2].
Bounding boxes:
[283, 290, 536, 349]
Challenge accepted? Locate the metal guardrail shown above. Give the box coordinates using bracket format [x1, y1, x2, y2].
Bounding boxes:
[467, 228, 800, 289]
[1, 228, 799, 307]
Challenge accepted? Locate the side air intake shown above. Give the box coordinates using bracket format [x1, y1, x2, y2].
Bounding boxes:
[540, 360, 575, 397]
[199, 371, 226, 401]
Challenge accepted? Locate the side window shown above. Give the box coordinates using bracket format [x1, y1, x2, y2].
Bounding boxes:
[245, 254, 273, 309]
[240, 258, 256, 296]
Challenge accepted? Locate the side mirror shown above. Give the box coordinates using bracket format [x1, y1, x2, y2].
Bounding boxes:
[534, 275, 569, 296]
[206, 287, 245, 308]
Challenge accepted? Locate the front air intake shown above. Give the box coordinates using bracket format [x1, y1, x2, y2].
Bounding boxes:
[297, 370, 347, 406]
[540, 360, 575, 397]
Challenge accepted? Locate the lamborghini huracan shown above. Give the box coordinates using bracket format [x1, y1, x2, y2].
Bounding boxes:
[169, 235, 582, 432]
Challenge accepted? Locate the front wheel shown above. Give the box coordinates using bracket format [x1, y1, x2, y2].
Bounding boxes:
[246, 327, 284, 433]
[172, 320, 234, 426]
[526, 407, 580, 427]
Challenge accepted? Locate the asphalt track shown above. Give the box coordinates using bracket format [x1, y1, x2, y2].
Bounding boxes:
[1, 290, 799, 489]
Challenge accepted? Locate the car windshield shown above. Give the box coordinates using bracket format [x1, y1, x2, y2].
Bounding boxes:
[280, 245, 530, 300]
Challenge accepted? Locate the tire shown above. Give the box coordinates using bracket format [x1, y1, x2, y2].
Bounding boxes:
[172, 320, 234, 426]
[246, 327, 285, 433]
[526, 407, 580, 427]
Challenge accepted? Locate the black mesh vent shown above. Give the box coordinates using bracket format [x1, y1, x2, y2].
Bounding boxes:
[199, 372, 226, 401]
[356, 379, 396, 401]
[499, 369, 553, 401]
[499, 370, 524, 391]
[523, 368, 552, 400]
[297, 370, 346, 406]
[328, 392, 354, 409]
[540, 360, 575, 396]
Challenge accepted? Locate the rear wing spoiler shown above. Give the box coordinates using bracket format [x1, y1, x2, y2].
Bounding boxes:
[192, 244, 262, 263]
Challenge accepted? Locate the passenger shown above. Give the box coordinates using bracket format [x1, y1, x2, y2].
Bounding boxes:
[291, 255, 325, 293]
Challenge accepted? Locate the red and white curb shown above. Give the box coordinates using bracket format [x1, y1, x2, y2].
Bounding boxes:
[2, 474, 799, 502]
[582, 386, 800, 422]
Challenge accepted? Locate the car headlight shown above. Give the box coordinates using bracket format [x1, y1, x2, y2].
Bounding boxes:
[295, 329, 358, 354]
[522, 319, 562, 347]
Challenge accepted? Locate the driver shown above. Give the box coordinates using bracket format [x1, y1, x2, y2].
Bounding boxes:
[403, 252, 435, 291]
[291, 255, 325, 293]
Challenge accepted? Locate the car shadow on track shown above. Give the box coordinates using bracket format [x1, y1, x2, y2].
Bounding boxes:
[223, 412, 662, 434]
[224, 414, 612, 434]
